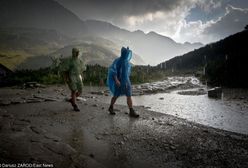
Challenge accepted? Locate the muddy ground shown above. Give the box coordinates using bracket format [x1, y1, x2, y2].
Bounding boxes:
[0, 85, 248, 168]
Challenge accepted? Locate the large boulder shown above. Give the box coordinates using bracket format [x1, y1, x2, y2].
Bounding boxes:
[208, 87, 222, 98]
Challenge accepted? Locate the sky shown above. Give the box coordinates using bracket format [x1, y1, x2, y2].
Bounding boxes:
[56, 0, 248, 44]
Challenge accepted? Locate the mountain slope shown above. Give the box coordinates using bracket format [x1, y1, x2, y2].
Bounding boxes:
[0, 27, 70, 69]
[0, 0, 88, 37]
[17, 37, 145, 69]
[85, 20, 203, 65]
[158, 29, 248, 87]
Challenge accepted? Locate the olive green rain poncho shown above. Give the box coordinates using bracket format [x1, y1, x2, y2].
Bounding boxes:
[59, 48, 86, 92]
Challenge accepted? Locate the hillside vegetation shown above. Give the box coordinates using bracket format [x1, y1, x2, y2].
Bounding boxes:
[158, 29, 248, 87]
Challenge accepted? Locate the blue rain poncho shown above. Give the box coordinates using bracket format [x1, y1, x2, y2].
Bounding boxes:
[107, 47, 132, 97]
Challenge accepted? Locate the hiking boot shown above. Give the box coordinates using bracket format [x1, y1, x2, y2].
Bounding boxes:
[129, 108, 139, 118]
[108, 106, 116, 115]
[73, 104, 80, 112]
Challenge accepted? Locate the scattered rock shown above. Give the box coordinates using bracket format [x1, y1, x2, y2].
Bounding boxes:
[0, 108, 7, 114]
[23, 82, 46, 89]
[11, 99, 26, 104]
[119, 141, 125, 145]
[0, 100, 11, 106]
[30, 136, 41, 143]
[91, 91, 105, 95]
[170, 145, 176, 150]
[77, 97, 87, 101]
[33, 94, 58, 102]
[159, 97, 164, 100]
[19, 118, 31, 123]
[43, 141, 76, 156]
[26, 98, 44, 103]
[89, 153, 94, 158]
[177, 89, 207, 96]
[11, 125, 28, 132]
[2, 113, 14, 119]
[166, 122, 173, 126]
[30, 126, 46, 134]
[208, 87, 222, 99]
[95, 136, 101, 140]
[71, 154, 105, 168]
[44, 133, 61, 142]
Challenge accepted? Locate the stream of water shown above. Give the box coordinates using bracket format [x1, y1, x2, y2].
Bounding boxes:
[98, 77, 248, 135]
[131, 91, 248, 135]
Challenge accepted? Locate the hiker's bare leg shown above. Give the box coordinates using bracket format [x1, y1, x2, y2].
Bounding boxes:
[70, 91, 80, 111]
[127, 96, 133, 108]
[109, 96, 118, 114]
[76, 91, 81, 97]
[71, 91, 77, 105]
[110, 96, 118, 107]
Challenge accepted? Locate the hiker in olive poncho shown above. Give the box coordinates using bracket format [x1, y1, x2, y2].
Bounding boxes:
[60, 48, 86, 111]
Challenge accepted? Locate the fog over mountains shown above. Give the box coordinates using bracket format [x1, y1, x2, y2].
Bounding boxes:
[0, 0, 203, 69]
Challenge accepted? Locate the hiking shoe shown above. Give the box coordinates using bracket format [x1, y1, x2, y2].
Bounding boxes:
[108, 106, 116, 115]
[129, 108, 139, 118]
[73, 104, 80, 112]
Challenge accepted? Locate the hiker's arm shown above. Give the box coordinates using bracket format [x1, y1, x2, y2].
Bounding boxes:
[114, 75, 121, 87]
[63, 71, 69, 83]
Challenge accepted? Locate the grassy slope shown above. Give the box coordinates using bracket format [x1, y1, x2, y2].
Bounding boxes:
[0, 28, 69, 70]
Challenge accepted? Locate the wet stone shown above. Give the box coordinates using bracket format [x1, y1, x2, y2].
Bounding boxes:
[30, 136, 41, 143]
[19, 118, 31, 123]
[0, 100, 11, 106]
[43, 141, 76, 156]
[89, 153, 94, 158]
[26, 98, 44, 103]
[208, 87, 222, 99]
[11, 125, 28, 132]
[0, 108, 7, 114]
[44, 133, 61, 142]
[71, 154, 105, 168]
[91, 91, 105, 95]
[2, 113, 14, 119]
[30, 126, 46, 135]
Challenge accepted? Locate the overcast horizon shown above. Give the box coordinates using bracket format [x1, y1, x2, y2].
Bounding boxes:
[55, 0, 248, 44]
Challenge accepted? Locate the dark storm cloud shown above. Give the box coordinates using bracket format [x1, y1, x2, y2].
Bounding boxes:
[56, 0, 192, 19]
[56, 0, 248, 43]
[204, 5, 248, 39]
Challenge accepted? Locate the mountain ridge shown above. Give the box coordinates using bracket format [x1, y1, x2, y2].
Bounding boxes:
[0, 0, 203, 67]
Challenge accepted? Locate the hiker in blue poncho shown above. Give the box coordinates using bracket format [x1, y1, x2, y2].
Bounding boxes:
[107, 47, 139, 118]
